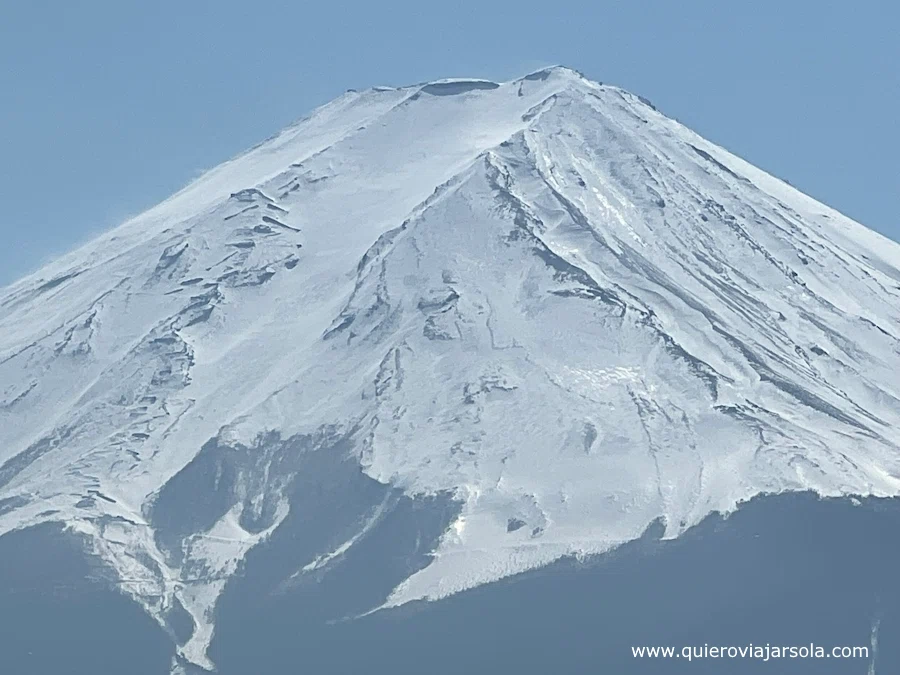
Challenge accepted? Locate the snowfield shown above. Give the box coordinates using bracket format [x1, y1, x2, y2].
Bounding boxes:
[2, 66, 900, 672]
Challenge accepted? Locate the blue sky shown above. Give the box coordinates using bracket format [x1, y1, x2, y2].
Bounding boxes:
[1, 1, 897, 286]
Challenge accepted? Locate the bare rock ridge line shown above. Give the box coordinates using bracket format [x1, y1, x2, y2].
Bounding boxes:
[2, 65, 900, 672]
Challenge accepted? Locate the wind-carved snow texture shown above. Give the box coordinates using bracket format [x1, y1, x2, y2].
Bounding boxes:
[2, 66, 900, 672]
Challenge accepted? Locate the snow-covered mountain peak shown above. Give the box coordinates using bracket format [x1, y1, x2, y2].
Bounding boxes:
[3, 68, 900, 671]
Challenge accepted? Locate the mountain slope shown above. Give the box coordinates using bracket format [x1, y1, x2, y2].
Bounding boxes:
[2, 66, 900, 671]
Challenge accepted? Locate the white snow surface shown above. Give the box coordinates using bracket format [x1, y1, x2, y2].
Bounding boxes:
[3, 66, 900, 669]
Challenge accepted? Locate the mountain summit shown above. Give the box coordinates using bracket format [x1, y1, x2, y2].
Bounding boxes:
[2, 66, 900, 671]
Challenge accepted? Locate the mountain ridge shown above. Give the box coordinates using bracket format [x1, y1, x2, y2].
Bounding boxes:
[2, 66, 900, 672]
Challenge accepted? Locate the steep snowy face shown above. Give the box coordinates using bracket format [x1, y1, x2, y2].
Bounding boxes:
[2, 66, 900, 670]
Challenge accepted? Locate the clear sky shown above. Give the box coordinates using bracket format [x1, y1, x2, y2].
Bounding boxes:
[1, 1, 897, 286]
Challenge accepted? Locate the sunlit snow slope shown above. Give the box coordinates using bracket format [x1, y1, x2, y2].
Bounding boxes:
[2, 67, 900, 671]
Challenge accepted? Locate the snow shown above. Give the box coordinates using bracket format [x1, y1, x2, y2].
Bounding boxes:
[2, 65, 900, 671]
